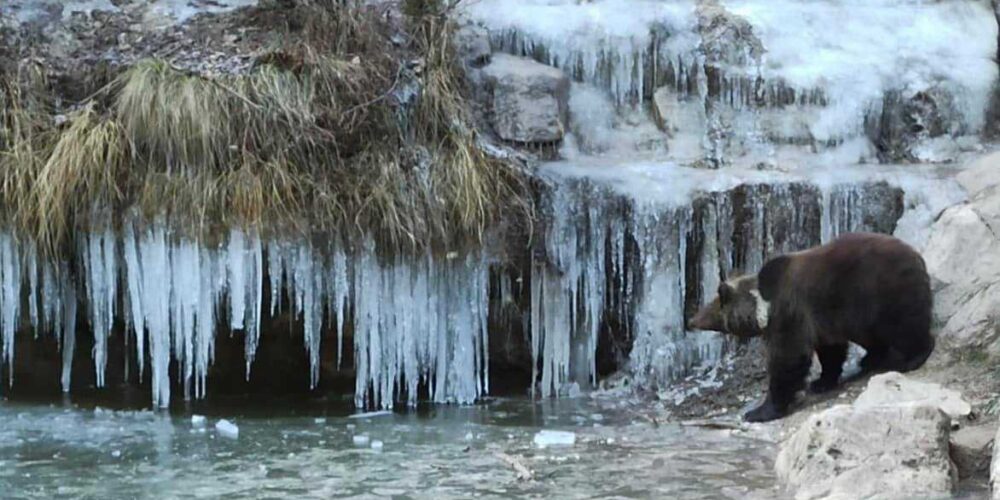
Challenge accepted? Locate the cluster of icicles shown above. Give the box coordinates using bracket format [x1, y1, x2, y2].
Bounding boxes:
[5, 224, 492, 410]
[0, 178, 892, 409]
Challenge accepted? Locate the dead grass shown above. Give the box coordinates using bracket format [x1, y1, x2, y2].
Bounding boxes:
[0, 0, 533, 256]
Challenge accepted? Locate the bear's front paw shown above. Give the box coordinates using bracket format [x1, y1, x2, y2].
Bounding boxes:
[808, 378, 838, 394]
[743, 402, 785, 423]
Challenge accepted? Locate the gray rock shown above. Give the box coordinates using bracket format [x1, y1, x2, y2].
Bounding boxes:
[924, 196, 1000, 343]
[956, 152, 1000, 214]
[454, 23, 491, 68]
[482, 54, 570, 145]
[696, 0, 764, 67]
[868, 87, 964, 163]
[776, 403, 955, 500]
[950, 424, 994, 479]
[853, 372, 972, 420]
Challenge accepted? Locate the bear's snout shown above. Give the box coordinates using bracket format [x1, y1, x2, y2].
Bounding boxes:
[688, 304, 724, 332]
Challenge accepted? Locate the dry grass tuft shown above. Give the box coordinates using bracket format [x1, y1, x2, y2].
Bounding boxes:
[33, 104, 126, 251]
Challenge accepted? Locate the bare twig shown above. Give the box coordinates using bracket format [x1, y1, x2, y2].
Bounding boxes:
[494, 452, 534, 481]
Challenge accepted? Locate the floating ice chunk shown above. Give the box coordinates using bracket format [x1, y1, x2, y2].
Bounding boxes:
[191, 415, 207, 427]
[464, 432, 474, 441]
[370, 440, 384, 450]
[111, 450, 121, 458]
[533, 430, 576, 448]
[352, 435, 371, 446]
[314, 418, 326, 425]
[215, 419, 239, 439]
[348, 410, 393, 420]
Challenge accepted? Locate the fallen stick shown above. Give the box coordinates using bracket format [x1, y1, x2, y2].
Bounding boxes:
[679, 418, 745, 431]
[494, 452, 534, 481]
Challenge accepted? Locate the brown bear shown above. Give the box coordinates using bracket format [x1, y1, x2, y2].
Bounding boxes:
[688, 232, 935, 422]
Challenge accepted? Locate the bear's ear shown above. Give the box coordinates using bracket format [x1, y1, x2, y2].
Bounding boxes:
[758, 255, 791, 301]
[717, 282, 734, 303]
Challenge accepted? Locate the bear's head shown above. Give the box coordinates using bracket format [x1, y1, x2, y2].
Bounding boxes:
[686, 255, 790, 338]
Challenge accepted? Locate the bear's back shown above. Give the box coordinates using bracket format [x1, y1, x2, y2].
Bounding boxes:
[791, 232, 930, 338]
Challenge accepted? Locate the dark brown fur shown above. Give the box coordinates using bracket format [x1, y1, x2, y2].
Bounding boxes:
[688, 232, 935, 422]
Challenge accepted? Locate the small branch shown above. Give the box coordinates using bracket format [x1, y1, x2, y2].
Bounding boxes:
[494, 452, 534, 481]
[679, 418, 745, 431]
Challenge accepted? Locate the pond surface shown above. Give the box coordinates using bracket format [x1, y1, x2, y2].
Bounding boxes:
[0, 395, 784, 499]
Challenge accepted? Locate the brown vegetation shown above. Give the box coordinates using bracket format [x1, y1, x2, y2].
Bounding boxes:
[0, 0, 532, 256]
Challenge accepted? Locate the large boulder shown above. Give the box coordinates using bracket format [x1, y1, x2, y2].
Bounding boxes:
[923, 152, 1000, 346]
[481, 54, 570, 145]
[776, 403, 955, 500]
[853, 372, 972, 420]
[777, 373, 970, 499]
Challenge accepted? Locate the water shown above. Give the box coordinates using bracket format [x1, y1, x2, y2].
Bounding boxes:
[0, 397, 783, 499]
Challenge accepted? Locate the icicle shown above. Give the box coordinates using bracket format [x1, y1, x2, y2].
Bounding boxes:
[227, 229, 246, 331]
[123, 225, 146, 378]
[60, 274, 77, 393]
[81, 229, 118, 388]
[245, 233, 264, 378]
[194, 247, 217, 399]
[27, 246, 38, 333]
[292, 245, 323, 390]
[0, 233, 21, 385]
[333, 247, 348, 370]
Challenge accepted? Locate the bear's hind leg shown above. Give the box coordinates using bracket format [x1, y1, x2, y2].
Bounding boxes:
[859, 342, 888, 373]
[809, 343, 847, 394]
[882, 335, 935, 373]
[876, 310, 935, 373]
[744, 354, 812, 423]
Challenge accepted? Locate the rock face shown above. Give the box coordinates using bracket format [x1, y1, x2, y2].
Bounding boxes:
[950, 424, 994, 480]
[925, 152, 1000, 347]
[482, 54, 570, 144]
[776, 373, 967, 499]
[776, 404, 955, 500]
[869, 87, 965, 163]
[454, 22, 491, 68]
[853, 372, 972, 420]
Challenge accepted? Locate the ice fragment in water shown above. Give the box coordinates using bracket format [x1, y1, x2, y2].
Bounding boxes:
[348, 410, 393, 419]
[191, 415, 206, 427]
[215, 419, 239, 439]
[370, 440, 384, 450]
[352, 435, 371, 446]
[533, 430, 577, 448]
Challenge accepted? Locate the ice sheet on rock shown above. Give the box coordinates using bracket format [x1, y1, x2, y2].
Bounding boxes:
[466, 0, 997, 163]
[725, 0, 997, 138]
[466, 0, 699, 107]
